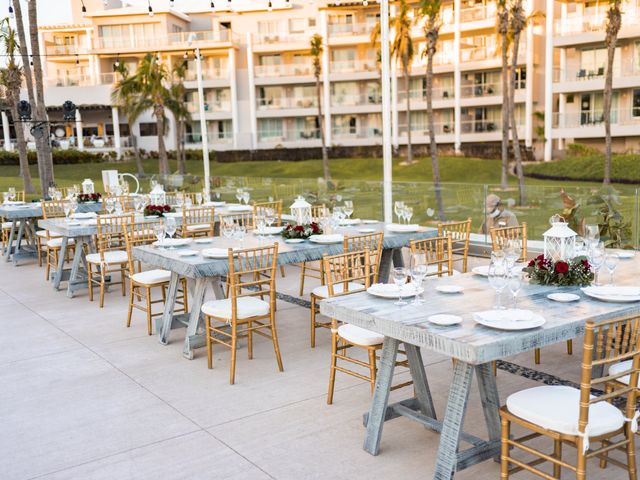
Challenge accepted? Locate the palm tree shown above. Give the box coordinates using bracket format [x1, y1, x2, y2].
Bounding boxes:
[27, 0, 55, 192]
[112, 53, 171, 175]
[310, 33, 330, 181]
[372, 0, 416, 165]
[112, 62, 145, 176]
[166, 60, 191, 175]
[0, 18, 34, 194]
[419, 0, 444, 220]
[497, 0, 509, 190]
[603, 0, 622, 185]
[508, 0, 526, 205]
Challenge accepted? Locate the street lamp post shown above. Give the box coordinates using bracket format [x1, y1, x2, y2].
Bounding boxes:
[380, 0, 392, 222]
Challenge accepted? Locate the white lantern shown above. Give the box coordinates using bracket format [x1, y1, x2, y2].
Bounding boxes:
[543, 215, 577, 261]
[150, 183, 166, 205]
[82, 178, 94, 194]
[290, 196, 312, 225]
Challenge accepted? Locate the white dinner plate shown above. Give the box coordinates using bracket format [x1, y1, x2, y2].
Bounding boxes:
[71, 212, 97, 219]
[254, 226, 284, 235]
[227, 205, 252, 212]
[308, 234, 344, 244]
[144, 215, 159, 219]
[547, 293, 580, 303]
[176, 249, 198, 257]
[202, 247, 236, 259]
[194, 238, 213, 244]
[472, 265, 490, 277]
[581, 286, 640, 303]
[618, 251, 636, 259]
[367, 283, 424, 299]
[339, 218, 361, 226]
[474, 309, 545, 331]
[358, 228, 376, 234]
[362, 219, 379, 224]
[153, 238, 192, 248]
[428, 314, 463, 326]
[204, 201, 226, 207]
[386, 223, 420, 233]
[436, 285, 465, 294]
[284, 238, 305, 244]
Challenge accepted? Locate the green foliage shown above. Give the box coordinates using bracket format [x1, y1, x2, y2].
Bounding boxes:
[566, 143, 601, 156]
[524, 255, 594, 287]
[0, 149, 108, 166]
[524, 153, 640, 183]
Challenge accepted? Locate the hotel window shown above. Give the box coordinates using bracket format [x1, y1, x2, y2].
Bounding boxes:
[331, 81, 359, 105]
[139, 123, 158, 137]
[258, 86, 282, 108]
[259, 54, 282, 66]
[105, 124, 131, 137]
[258, 119, 283, 139]
[258, 20, 281, 39]
[289, 18, 306, 34]
[633, 90, 640, 117]
[330, 48, 356, 70]
[579, 47, 621, 77]
[365, 81, 381, 103]
[514, 68, 526, 89]
[333, 115, 357, 135]
[292, 86, 315, 107]
[98, 25, 127, 48]
[295, 117, 320, 139]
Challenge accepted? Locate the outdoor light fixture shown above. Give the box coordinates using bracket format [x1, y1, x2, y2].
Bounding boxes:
[8, 3, 13, 19]
[62, 101, 77, 122]
[148, 0, 154, 16]
[169, 0, 175, 7]
[81, 0, 87, 17]
[211, 1, 214, 8]
[268, 1, 272, 11]
[17, 100, 31, 121]
[75, 55, 80, 65]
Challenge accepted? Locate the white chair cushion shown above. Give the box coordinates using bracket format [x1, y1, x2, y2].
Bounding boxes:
[132, 269, 171, 285]
[312, 282, 365, 298]
[46, 237, 75, 248]
[2, 221, 19, 229]
[35, 229, 48, 237]
[506, 385, 624, 438]
[337, 324, 384, 347]
[186, 223, 211, 232]
[609, 360, 638, 387]
[86, 250, 128, 265]
[201, 297, 270, 320]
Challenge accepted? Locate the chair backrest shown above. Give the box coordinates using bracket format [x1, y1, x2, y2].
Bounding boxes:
[490, 223, 527, 261]
[182, 206, 215, 236]
[311, 204, 328, 222]
[219, 211, 255, 230]
[253, 200, 283, 226]
[410, 236, 454, 277]
[41, 200, 67, 220]
[108, 195, 135, 212]
[14, 190, 25, 202]
[344, 232, 384, 283]
[96, 214, 134, 258]
[227, 244, 279, 315]
[124, 220, 158, 274]
[578, 317, 640, 442]
[439, 218, 472, 272]
[321, 250, 371, 298]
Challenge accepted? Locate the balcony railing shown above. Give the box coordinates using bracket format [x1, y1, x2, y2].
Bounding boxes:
[328, 22, 374, 36]
[96, 29, 235, 50]
[553, 64, 639, 82]
[329, 59, 378, 74]
[553, 109, 640, 128]
[46, 44, 88, 56]
[184, 67, 229, 81]
[400, 122, 455, 135]
[44, 72, 116, 87]
[460, 82, 501, 98]
[332, 126, 383, 138]
[254, 31, 315, 45]
[254, 63, 313, 77]
[258, 129, 321, 142]
[554, 14, 606, 36]
[186, 100, 231, 113]
[460, 45, 499, 63]
[257, 96, 317, 109]
[460, 119, 502, 133]
[185, 132, 233, 144]
[460, 3, 498, 23]
[398, 87, 454, 101]
[331, 93, 382, 107]
[168, 30, 232, 45]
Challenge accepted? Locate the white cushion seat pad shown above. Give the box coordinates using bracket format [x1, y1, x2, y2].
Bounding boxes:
[46, 237, 76, 248]
[186, 223, 211, 232]
[132, 269, 171, 285]
[337, 324, 384, 347]
[201, 297, 270, 320]
[86, 250, 128, 265]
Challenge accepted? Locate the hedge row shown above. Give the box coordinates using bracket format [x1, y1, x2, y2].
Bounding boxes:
[523, 153, 640, 184]
[0, 149, 112, 166]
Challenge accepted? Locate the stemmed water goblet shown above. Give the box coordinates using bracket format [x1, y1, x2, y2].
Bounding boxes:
[585, 224, 600, 250]
[255, 213, 266, 240]
[54, 190, 63, 201]
[410, 253, 428, 305]
[605, 252, 619, 286]
[392, 267, 408, 306]
[508, 268, 523, 308]
[488, 258, 508, 309]
[235, 188, 243, 204]
[105, 197, 115, 215]
[588, 242, 605, 286]
[63, 201, 72, 219]
[8, 187, 16, 202]
[153, 223, 165, 247]
[394, 201, 405, 224]
[164, 217, 177, 248]
[343, 200, 354, 221]
[2, 192, 9, 204]
[404, 206, 413, 225]
[504, 239, 521, 268]
[241, 191, 250, 206]
[195, 192, 203, 206]
[264, 208, 275, 233]
[234, 222, 246, 248]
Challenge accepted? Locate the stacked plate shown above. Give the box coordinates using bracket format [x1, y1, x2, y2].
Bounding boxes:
[581, 286, 640, 303]
[202, 247, 236, 259]
[386, 224, 420, 233]
[153, 238, 192, 248]
[473, 309, 545, 330]
[308, 234, 344, 244]
[367, 283, 424, 299]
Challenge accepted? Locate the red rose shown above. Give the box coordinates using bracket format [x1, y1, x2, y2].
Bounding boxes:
[294, 225, 305, 232]
[528, 260, 535, 267]
[536, 254, 545, 261]
[581, 259, 590, 270]
[164, 205, 171, 212]
[555, 261, 569, 274]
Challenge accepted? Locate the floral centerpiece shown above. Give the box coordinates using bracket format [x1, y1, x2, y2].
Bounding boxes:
[144, 204, 174, 217]
[523, 254, 594, 287]
[77, 193, 101, 203]
[281, 222, 322, 240]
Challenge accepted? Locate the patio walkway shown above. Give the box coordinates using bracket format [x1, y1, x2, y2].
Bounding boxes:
[0, 257, 619, 479]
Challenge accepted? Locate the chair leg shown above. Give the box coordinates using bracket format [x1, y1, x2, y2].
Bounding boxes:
[500, 417, 511, 480]
[566, 340, 573, 355]
[88, 263, 94, 302]
[36, 237, 42, 267]
[310, 295, 317, 348]
[534, 348, 541, 364]
[327, 331, 338, 405]
[368, 348, 377, 394]
[299, 263, 306, 296]
[247, 320, 253, 360]
[626, 425, 637, 480]
[99, 269, 106, 308]
[45, 249, 51, 280]
[121, 266, 127, 296]
[492, 361, 498, 376]
[205, 317, 213, 370]
[280, 265, 285, 278]
[270, 311, 283, 372]
[145, 286, 152, 335]
[126, 282, 135, 328]
[553, 439, 562, 478]
[230, 322, 238, 385]
[576, 447, 587, 480]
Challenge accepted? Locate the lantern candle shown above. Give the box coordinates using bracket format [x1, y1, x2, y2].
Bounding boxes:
[290, 196, 312, 225]
[543, 215, 577, 262]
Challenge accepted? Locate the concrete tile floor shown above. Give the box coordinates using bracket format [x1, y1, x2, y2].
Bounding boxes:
[0, 255, 630, 479]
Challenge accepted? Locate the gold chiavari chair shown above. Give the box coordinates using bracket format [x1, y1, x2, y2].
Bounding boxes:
[253, 200, 283, 226]
[87, 214, 134, 307]
[500, 317, 640, 480]
[124, 221, 188, 335]
[410, 236, 455, 278]
[310, 232, 383, 348]
[41, 200, 75, 280]
[181, 206, 215, 238]
[438, 218, 472, 273]
[201, 244, 283, 385]
[298, 204, 328, 296]
[219, 211, 255, 230]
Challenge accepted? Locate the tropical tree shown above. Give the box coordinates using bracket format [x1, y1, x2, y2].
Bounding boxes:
[112, 62, 145, 176]
[0, 18, 34, 194]
[166, 60, 191, 175]
[13, 0, 54, 197]
[497, 0, 509, 189]
[112, 53, 171, 175]
[508, 0, 526, 205]
[310, 33, 330, 181]
[603, 0, 622, 185]
[419, 0, 444, 220]
[372, 0, 416, 165]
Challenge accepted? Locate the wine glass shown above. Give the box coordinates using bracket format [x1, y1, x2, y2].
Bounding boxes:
[588, 242, 605, 286]
[392, 267, 408, 306]
[54, 190, 63, 201]
[235, 188, 243, 204]
[504, 239, 521, 268]
[222, 218, 235, 239]
[133, 196, 142, 214]
[410, 253, 428, 305]
[234, 222, 246, 247]
[165, 217, 177, 248]
[585, 224, 600, 249]
[241, 191, 250, 206]
[8, 187, 16, 202]
[394, 201, 405, 224]
[63, 201, 72, 219]
[264, 208, 275, 232]
[114, 200, 123, 216]
[488, 260, 508, 309]
[2, 192, 8, 204]
[343, 200, 354, 221]
[605, 253, 619, 285]
[184, 196, 193, 209]
[404, 206, 413, 225]
[508, 268, 523, 308]
[195, 192, 203, 206]
[105, 197, 115, 215]
[255, 213, 266, 239]
[153, 223, 165, 247]
[69, 198, 78, 218]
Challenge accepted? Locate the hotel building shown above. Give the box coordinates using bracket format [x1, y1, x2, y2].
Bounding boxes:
[10, 0, 637, 159]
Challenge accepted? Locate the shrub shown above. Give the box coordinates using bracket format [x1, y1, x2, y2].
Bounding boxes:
[0, 149, 108, 166]
[566, 143, 601, 156]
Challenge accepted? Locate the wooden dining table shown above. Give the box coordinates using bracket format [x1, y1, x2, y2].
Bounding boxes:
[132, 222, 437, 359]
[319, 253, 640, 479]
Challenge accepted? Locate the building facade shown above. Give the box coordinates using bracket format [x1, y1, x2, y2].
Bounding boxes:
[9, 0, 634, 159]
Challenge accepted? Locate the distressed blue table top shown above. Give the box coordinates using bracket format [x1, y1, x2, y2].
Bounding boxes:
[133, 223, 437, 278]
[320, 253, 640, 364]
[0, 202, 102, 220]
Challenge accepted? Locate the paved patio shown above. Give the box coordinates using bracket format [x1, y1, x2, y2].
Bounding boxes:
[0, 256, 620, 479]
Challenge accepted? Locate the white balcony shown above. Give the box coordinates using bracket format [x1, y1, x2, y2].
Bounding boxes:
[258, 129, 321, 143]
[257, 96, 317, 110]
[254, 31, 314, 46]
[184, 67, 229, 82]
[329, 59, 378, 74]
[460, 3, 498, 23]
[46, 44, 89, 56]
[328, 22, 373, 36]
[552, 108, 640, 139]
[254, 63, 313, 78]
[185, 132, 234, 146]
[95, 30, 235, 51]
[332, 126, 382, 139]
[44, 73, 116, 88]
[331, 93, 381, 107]
[186, 100, 232, 114]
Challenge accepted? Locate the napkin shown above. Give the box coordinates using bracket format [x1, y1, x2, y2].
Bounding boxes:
[71, 212, 97, 219]
[584, 286, 640, 297]
[474, 309, 534, 323]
